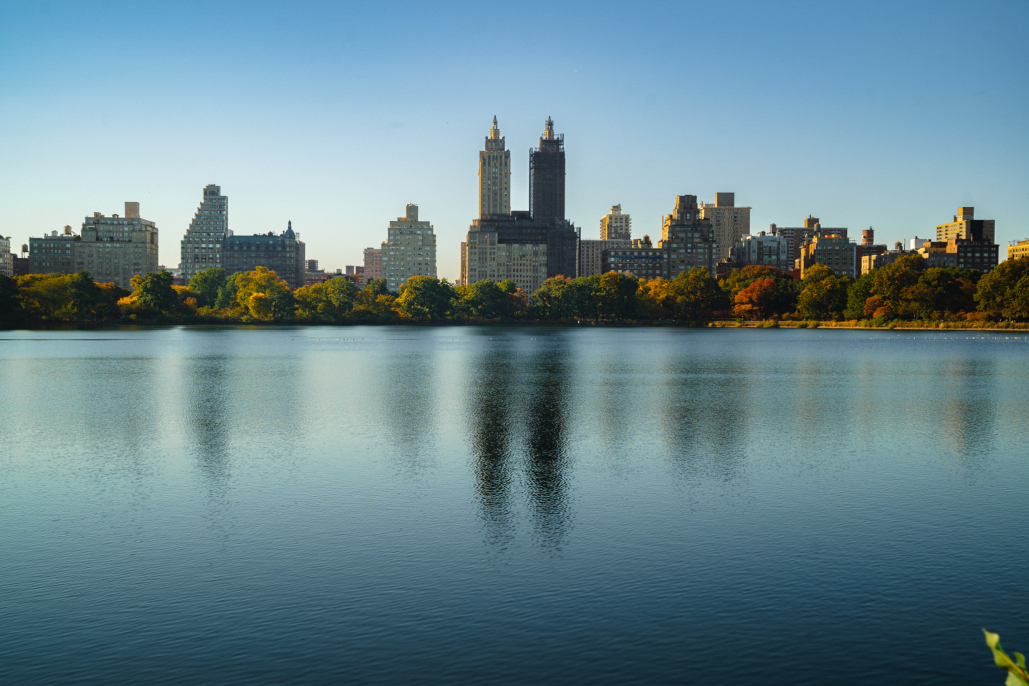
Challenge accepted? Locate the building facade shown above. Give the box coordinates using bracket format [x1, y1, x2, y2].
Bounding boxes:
[936, 207, 995, 243]
[600, 205, 631, 241]
[29, 226, 78, 276]
[73, 203, 160, 288]
[728, 232, 790, 271]
[797, 234, 856, 279]
[180, 184, 228, 284]
[579, 238, 630, 277]
[699, 193, 751, 262]
[363, 247, 382, 281]
[856, 228, 888, 275]
[223, 222, 306, 289]
[381, 204, 437, 292]
[659, 195, 718, 277]
[479, 116, 511, 218]
[770, 216, 848, 266]
[530, 117, 565, 223]
[1009, 239, 1029, 261]
[0, 236, 12, 277]
[601, 237, 664, 279]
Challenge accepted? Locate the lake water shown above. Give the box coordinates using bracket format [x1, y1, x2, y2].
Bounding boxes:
[1, 326, 1027, 684]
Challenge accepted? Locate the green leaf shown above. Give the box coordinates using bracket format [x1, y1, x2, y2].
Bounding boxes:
[1018, 653, 1027, 671]
[985, 630, 1029, 686]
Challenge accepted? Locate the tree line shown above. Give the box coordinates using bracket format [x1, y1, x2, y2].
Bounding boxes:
[2, 255, 1028, 325]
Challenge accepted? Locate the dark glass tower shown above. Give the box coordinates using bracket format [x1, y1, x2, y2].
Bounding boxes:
[530, 117, 565, 223]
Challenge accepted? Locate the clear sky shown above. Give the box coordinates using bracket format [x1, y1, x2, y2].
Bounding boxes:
[2, 0, 1027, 279]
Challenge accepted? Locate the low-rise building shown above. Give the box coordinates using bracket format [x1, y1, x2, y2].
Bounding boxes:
[797, 234, 857, 279]
[223, 222, 306, 289]
[1009, 239, 1029, 262]
[381, 204, 437, 292]
[727, 231, 790, 271]
[602, 237, 664, 279]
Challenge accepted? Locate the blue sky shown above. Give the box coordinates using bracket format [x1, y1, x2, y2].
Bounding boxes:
[1, 0, 1026, 279]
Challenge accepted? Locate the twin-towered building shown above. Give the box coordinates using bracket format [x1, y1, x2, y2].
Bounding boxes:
[460, 117, 579, 292]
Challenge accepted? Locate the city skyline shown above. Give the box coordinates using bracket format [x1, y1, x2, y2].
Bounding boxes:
[1, 0, 1027, 280]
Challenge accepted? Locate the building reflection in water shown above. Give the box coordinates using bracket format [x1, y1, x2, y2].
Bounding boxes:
[181, 355, 232, 499]
[937, 357, 997, 475]
[659, 353, 747, 483]
[524, 343, 572, 552]
[468, 349, 516, 549]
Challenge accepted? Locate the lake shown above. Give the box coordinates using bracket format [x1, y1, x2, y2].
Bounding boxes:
[1, 326, 1027, 684]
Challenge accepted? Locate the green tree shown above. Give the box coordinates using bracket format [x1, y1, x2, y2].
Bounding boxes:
[976, 257, 1029, 320]
[669, 267, 722, 319]
[396, 276, 455, 320]
[797, 275, 850, 320]
[67, 270, 110, 320]
[130, 270, 178, 313]
[17, 274, 72, 319]
[0, 274, 23, 323]
[844, 274, 874, 320]
[596, 271, 640, 319]
[188, 267, 227, 307]
[461, 280, 515, 319]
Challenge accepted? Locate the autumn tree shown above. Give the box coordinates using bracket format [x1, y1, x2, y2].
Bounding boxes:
[234, 266, 294, 321]
[668, 267, 722, 319]
[733, 278, 778, 319]
[720, 265, 797, 316]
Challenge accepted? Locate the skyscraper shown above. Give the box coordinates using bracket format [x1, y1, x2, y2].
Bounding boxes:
[530, 117, 565, 222]
[381, 204, 437, 291]
[698, 193, 751, 262]
[600, 205, 631, 241]
[461, 118, 578, 291]
[479, 116, 511, 218]
[180, 184, 228, 283]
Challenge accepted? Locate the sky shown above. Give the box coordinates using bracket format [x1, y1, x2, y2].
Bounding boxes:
[1, 0, 1027, 280]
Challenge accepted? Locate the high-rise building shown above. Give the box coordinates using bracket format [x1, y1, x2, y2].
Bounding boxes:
[76, 203, 160, 287]
[699, 193, 751, 262]
[381, 204, 437, 292]
[797, 234, 857, 279]
[180, 184, 228, 283]
[363, 247, 382, 281]
[770, 216, 848, 266]
[530, 117, 565, 223]
[29, 226, 78, 276]
[480, 116, 511, 218]
[0, 236, 12, 277]
[600, 205, 631, 241]
[579, 238, 631, 277]
[936, 207, 995, 243]
[461, 118, 579, 291]
[659, 195, 718, 277]
[223, 222, 306, 289]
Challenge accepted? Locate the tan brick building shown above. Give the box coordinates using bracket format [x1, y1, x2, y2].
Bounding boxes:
[699, 193, 750, 262]
[600, 205, 631, 240]
[381, 204, 436, 291]
[1008, 239, 1029, 261]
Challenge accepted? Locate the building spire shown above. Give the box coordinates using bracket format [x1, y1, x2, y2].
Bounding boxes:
[490, 115, 500, 140]
[544, 116, 554, 140]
